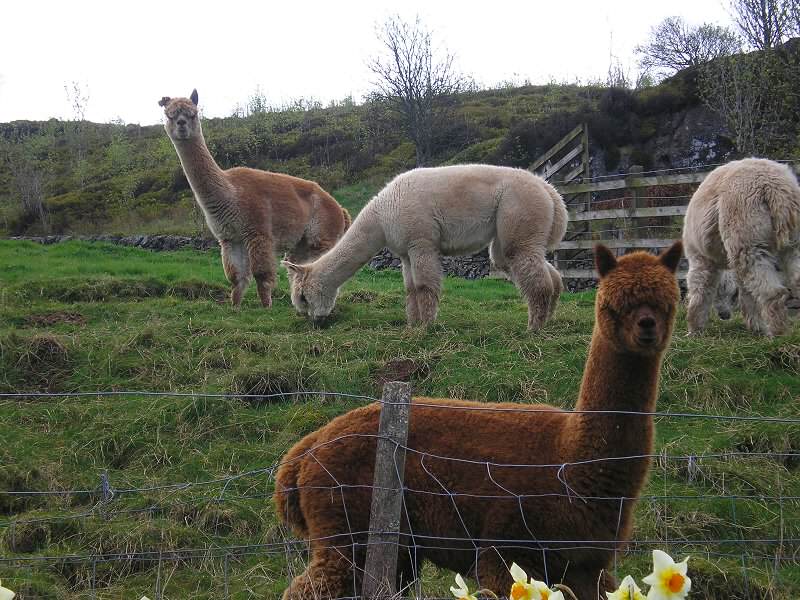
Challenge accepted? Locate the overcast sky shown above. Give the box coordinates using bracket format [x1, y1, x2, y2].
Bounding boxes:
[0, 0, 732, 126]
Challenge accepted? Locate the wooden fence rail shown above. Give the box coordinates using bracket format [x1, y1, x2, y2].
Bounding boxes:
[549, 162, 800, 280]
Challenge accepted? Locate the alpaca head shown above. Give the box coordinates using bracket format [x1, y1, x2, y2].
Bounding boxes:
[593, 241, 682, 355]
[158, 89, 200, 142]
[281, 261, 339, 323]
[713, 270, 739, 320]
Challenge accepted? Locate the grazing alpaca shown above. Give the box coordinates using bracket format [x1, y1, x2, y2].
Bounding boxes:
[159, 90, 350, 308]
[683, 158, 800, 336]
[283, 165, 567, 330]
[274, 241, 683, 600]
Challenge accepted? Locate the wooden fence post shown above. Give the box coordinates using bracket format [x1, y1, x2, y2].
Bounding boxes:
[362, 381, 412, 599]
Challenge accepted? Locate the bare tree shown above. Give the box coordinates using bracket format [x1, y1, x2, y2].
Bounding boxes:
[636, 17, 741, 76]
[700, 50, 795, 154]
[730, 0, 796, 49]
[368, 15, 467, 166]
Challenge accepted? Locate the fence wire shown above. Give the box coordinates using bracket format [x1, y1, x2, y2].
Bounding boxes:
[2, 390, 799, 598]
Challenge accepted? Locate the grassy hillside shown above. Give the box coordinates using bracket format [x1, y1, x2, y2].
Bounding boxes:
[0, 241, 799, 598]
[1, 76, 715, 238]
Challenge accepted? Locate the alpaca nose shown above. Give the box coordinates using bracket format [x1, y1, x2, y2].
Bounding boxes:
[718, 310, 731, 320]
[176, 118, 187, 126]
[638, 316, 656, 330]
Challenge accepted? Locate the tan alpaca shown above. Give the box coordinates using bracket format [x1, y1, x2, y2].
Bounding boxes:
[683, 158, 800, 336]
[274, 242, 683, 600]
[159, 90, 351, 307]
[283, 165, 567, 330]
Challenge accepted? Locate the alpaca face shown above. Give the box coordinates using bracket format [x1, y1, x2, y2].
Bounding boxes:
[283, 262, 339, 323]
[594, 242, 682, 355]
[713, 270, 739, 320]
[159, 91, 200, 142]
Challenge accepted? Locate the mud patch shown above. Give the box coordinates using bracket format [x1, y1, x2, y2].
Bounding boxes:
[17, 277, 227, 303]
[230, 367, 319, 406]
[24, 312, 87, 327]
[1, 334, 73, 392]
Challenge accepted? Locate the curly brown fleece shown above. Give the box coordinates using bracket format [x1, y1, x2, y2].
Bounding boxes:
[274, 242, 682, 600]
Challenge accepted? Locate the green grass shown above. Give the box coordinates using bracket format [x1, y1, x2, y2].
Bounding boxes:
[1, 240, 799, 598]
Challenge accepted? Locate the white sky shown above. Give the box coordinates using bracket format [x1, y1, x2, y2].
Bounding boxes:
[0, 0, 732, 125]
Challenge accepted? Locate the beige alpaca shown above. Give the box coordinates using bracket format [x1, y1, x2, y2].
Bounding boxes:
[159, 90, 350, 308]
[683, 158, 800, 336]
[274, 242, 683, 600]
[283, 165, 567, 330]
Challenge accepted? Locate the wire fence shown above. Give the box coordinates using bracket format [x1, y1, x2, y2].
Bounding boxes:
[2, 388, 799, 599]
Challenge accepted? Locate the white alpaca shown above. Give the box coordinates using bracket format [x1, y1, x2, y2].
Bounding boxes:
[683, 158, 800, 336]
[283, 165, 567, 330]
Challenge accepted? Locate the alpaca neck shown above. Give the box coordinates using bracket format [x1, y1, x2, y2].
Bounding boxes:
[314, 205, 386, 287]
[569, 331, 664, 484]
[171, 130, 231, 210]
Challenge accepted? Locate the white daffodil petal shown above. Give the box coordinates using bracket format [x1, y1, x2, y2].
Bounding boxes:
[676, 557, 689, 575]
[550, 592, 565, 600]
[510, 562, 528, 583]
[651, 549, 674, 571]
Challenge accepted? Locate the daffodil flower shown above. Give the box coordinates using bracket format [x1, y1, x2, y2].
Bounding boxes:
[606, 575, 646, 600]
[642, 549, 691, 600]
[450, 573, 478, 600]
[509, 563, 539, 600]
[0, 579, 15, 600]
[507, 563, 566, 600]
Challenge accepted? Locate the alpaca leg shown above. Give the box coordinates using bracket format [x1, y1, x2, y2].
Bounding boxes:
[408, 247, 442, 326]
[282, 546, 356, 600]
[507, 252, 554, 331]
[248, 235, 276, 308]
[732, 246, 789, 336]
[685, 256, 721, 334]
[401, 256, 420, 324]
[547, 262, 563, 321]
[739, 285, 767, 334]
[220, 240, 251, 308]
[779, 245, 800, 300]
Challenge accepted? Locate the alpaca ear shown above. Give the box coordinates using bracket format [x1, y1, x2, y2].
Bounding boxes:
[158, 96, 171, 107]
[190, 89, 199, 106]
[594, 244, 617, 278]
[281, 260, 307, 277]
[659, 241, 683, 273]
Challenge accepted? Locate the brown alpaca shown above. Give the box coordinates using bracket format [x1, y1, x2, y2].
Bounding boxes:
[158, 90, 350, 307]
[274, 241, 683, 600]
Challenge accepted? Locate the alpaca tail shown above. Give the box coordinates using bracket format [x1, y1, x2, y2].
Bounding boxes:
[274, 430, 320, 538]
[341, 206, 352, 232]
[545, 183, 568, 251]
[763, 167, 800, 249]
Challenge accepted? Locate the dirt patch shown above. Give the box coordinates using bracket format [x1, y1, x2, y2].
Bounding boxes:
[3, 334, 73, 392]
[25, 312, 87, 327]
[18, 278, 227, 303]
[373, 358, 431, 386]
[0, 466, 47, 516]
[229, 367, 319, 406]
[769, 343, 800, 374]
[341, 290, 378, 303]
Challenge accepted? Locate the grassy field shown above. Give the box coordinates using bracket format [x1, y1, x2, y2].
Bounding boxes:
[0, 240, 799, 599]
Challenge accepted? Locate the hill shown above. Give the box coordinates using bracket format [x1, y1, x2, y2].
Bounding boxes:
[1, 71, 737, 237]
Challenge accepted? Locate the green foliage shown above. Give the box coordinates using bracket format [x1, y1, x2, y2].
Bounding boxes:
[0, 241, 798, 597]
